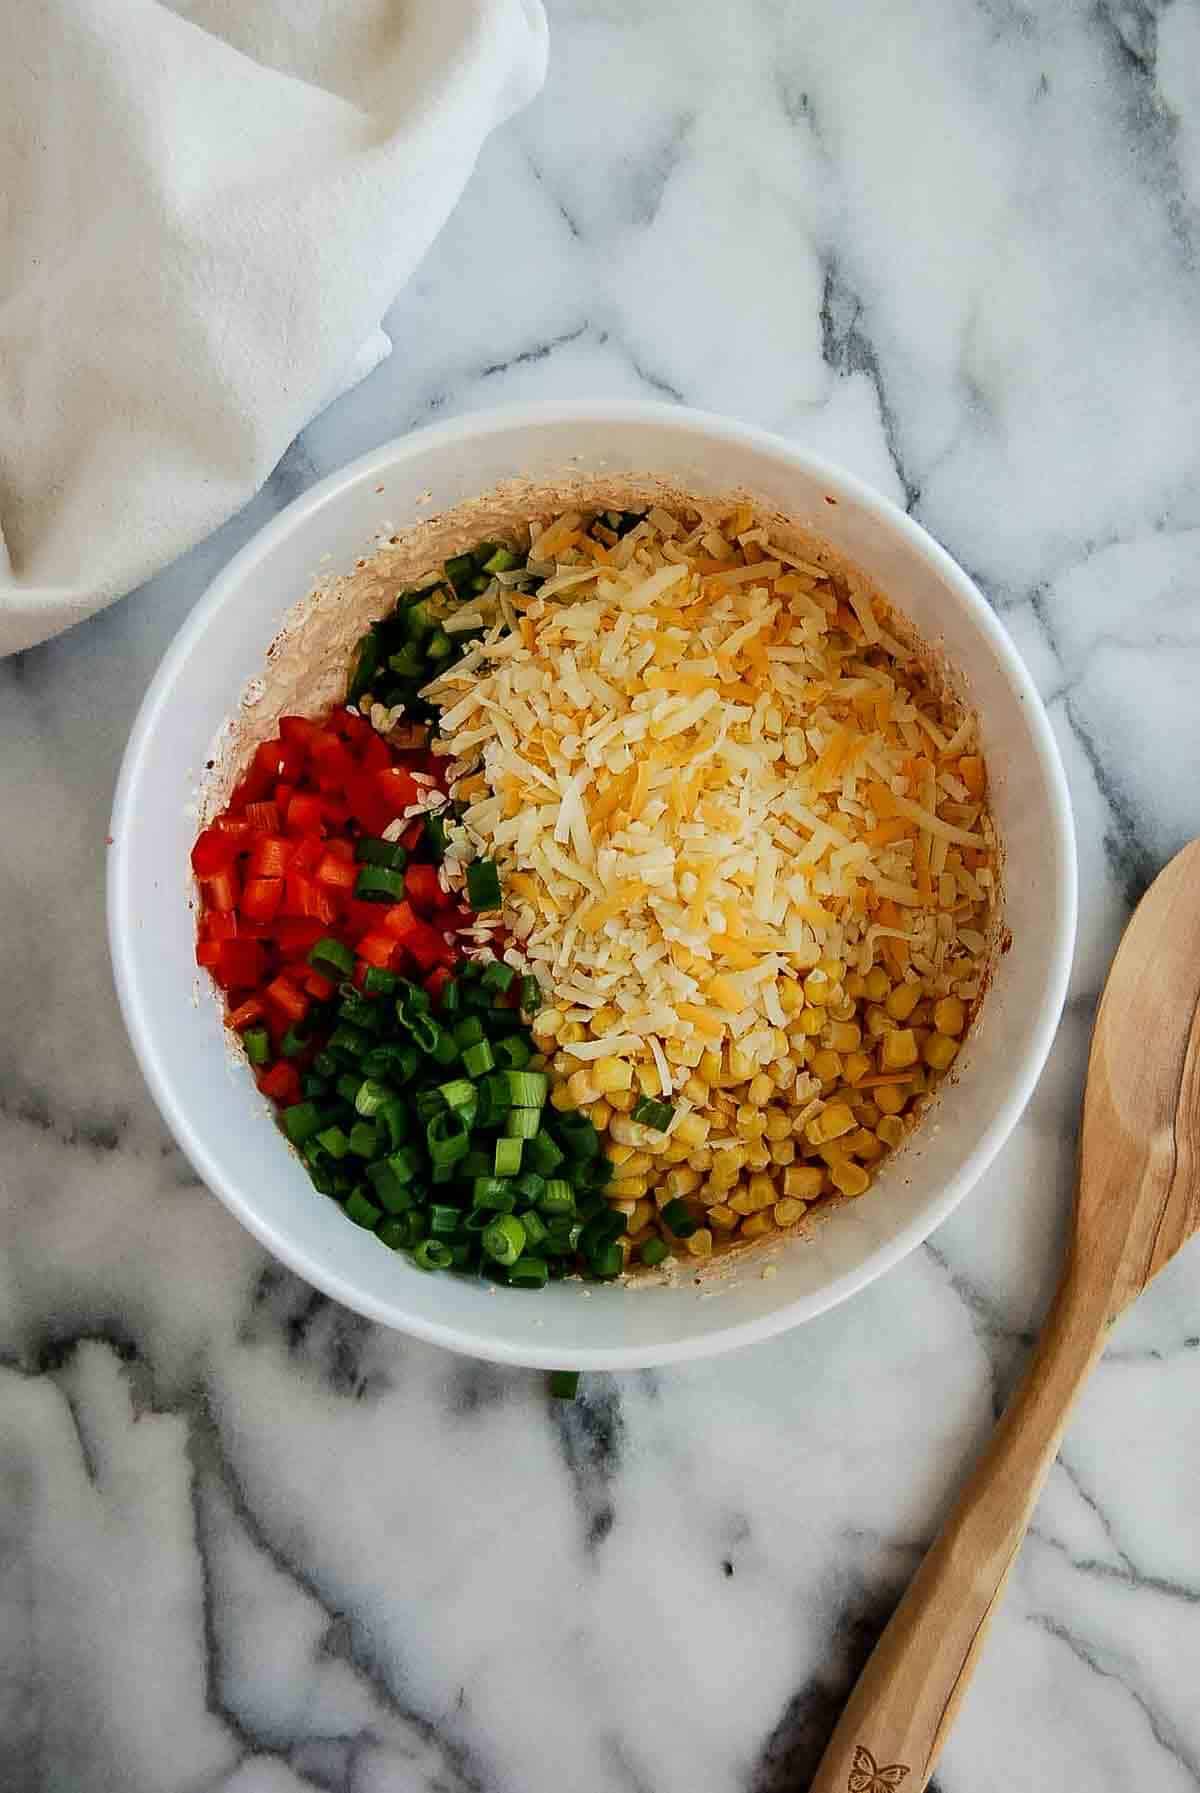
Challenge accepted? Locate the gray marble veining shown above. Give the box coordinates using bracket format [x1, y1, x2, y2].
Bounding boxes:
[3, 2, 1199, 1789]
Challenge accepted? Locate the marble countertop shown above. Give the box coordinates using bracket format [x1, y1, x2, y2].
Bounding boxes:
[4, 2, 1200, 1789]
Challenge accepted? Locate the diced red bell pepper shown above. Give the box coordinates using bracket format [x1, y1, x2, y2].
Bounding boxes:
[285, 793, 325, 836]
[214, 814, 254, 842]
[289, 834, 323, 873]
[331, 705, 371, 747]
[274, 782, 295, 815]
[424, 964, 453, 1004]
[343, 770, 393, 835]
[258, 1061, 302, 1104]
[381, 900, 451, 970]
[244, 800, 280, 835]
[206, 867, 240, 913]
[201, 910, 239, 942]
[401, 820, 424, 851]
[320, 796, 351, 826]
[253, 738, 288, 784]
[241, 876, 284, 922]
[264, 976, 308, 1023]
[356, 932, 398, 969]
[277, 741, 307, 782]
[226, 997, 265, 1030]
[273, 917, 331, 954]
[247, 835, 293, 880]
[192, 825, 237, 877]
[315, 852, 358, 894]
[322, 836, 355, 862]
[215, 939, 267, 990]
[310, 736, 357, 792]
[196, 939, 223, 969]
[360, 731, 392, 771]
[279, 714, 319, 748]
[375, 765, 420, 818]
[284, 872, 338, 923]
[303, 969, 335, 1001]
[404, 863, 442, 913]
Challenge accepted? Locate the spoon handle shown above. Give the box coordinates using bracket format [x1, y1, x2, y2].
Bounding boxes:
[808, 1253, 1111, 1793]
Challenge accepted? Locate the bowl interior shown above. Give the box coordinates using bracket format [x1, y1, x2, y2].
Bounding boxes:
[109, 403, 1075, 1368]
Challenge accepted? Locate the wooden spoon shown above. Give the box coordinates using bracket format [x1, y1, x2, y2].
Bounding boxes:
[810, 839, 1200, 1793]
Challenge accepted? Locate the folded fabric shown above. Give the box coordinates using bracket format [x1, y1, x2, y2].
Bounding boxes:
[0, 0, 548, 655]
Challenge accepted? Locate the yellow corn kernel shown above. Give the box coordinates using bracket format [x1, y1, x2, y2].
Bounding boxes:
[829, 1157, 871, 1197]
[803, 968, 832, 1006]
[681, 1075, 707, 1106]
[792, 1012, 823, 1045]
[825, 1021, 862, 1055]
[611, 1198, 639, 1219]
[880, 1029, 919, 1072]
[843, 1050, 873, 1086]
[617, 1152, 649, 1176]
[885, 981, 922, 1022]
[729, 1178, 772, 1215]
[934, 995, 966, 1036]
[748, 1072, 774, 1106]
[809, 1049, 844, 1084]
[744, 1142, 773, 1172]
[674, 1112, 710, 1148]
[699, 1048, 723, 1084]
[687, 1147, 714, 1173]
[865, 1005, 895, 1038]
[778, 977, 805, 1014]
[876, 1115, 905, 1149]
[805, 1101, 856, 1146]
[607, 1087, 636, 1113]
[773, 1196, 807, 1227]
[587, 1099, 613, 1132]
[559, 1020, 586, 1045]
[763, 1108, 792, 1142]
[910, 1001, 934, 1028]
[551, 1051, 577, 1077]
[606, 1141, 634, 1167]
[551, 1081, 578, 1111]
[819, 956, 845, 981]
[853, 1099, 882, 1127]
[829, 995, 858, 1024]
[661, 1142, 691, 1164]
[874, 1082, 908, 1116]
[631, 1059, 658, 1097]
[783, 1165, 826, 1200]
[563, 1061, 595, 1104]
[711, 1145, 744, 1181]
[846, 1128, 885, 1161]
[593, 1056, 634, 1094]
[924, 1032, 960, 1071]
[591, 1005, 620, 1033]
[629, 1198, 656, 1233]
[665, 1167, 701, 1200]
[864, 966, 890, 1003]
[610, 1175, 648, 1199]
[686, 1228, 713, 1258]
[770, 1137, 796, 1166]
[734, 1105, 767, 1138]
[708, 1202, 739, 1230]
[527, 1053, 548, 1072]
[725, 1045, 756, 1084]
[533, 1007, 564, 1039]
[739, 1212, 775, 1239]
[844, 972, 867, 1000]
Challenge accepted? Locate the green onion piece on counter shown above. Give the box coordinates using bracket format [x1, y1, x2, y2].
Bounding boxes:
[632, 1096, 675, 1131]
[549, 1370, 580, 1399]
[660, 1198, 698, 1238]
[466, 859, 502, 911]
[345, 1189, 382, 1230]
[315, 1126, 350, 1161]
[427, 1108, 470, 1170]
[362, 965, 400, 996]
[243, 1027, 270, 1066]
[540, 1179, 575, 1216]
[640, 1237, 671, 1268]
[505, 1070, 547, 1108]
[354, 1078, 391, 1117]
[507, 1256, 549, 1289]
[505, 1108, 541, 1140]
[482, 1214, 526, 1267]
[461, 1039, 495, 1079]
[354, 865, 406, 903]
[282, 1102, 322, 1145]
[356, 837, 407, 870]
[520, 975, 542, 1014]
[481, 960, 516, 995]
[348, 1122, 381, 1159]
[494, 1136, 523, 1177]
[413, 1239, 454, 1271]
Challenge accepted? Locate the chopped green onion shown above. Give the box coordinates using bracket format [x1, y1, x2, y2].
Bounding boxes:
[282, 1102, 322, 1145]
[481, 960, 516, 995]
[311, 1050, 339, 1079]
[505, 1070, 547, 1108]
[387, 643, 425, 679]
[524, 1131, 565, 1176]
[505, 1107, 541, 1140]
[348, 629, 381, 703]
[495, 1035, 532, 1071]
[426, 1108, 470, 1170]
[640, 1237, 671, 1268]
[429, 1026, 460, 1066]
[424, 811, 449, 856]
[428, 1203, 463, 1236]
[376, 1217, 411, 1251]
[367, 1155, 417, 1213]
[362, 965, 400, 996]
[494, 1137, 523, 1177]
[554, 1110, 599, 1160]
[453, 1016, 484, 1049]
[327, 1023, 370, 1062]
[515, 1171, 546, 1204]
[507, 1255, 549, 1289]
[243, 1027, 270, 1066]
[361, 1042, 418, 1083]
[280, 1024, 310, 1059]
[345, 1189, 382, 1229]
[377, 1098, 409, 1151]
[354, 865, 406, 903]
[580, 1209, 626, 1256]
[356, 837, 407, 870]
[466, 859, 502, 911]
[436, 977, 460, 1017]
[354, 1078, 391, 1118]
[439, 1077, 477, 1115]
[540, 1179, 575, 1216]
[549, 1370, 580, 1399]
[444, 552, 476, 589]
[473, 1177, 517, 1212]
[308, 936, 355, 978]
[519, 1209, 549, 1251]
[348, 1121, 381, 1159]
[413, 1239, 454, 1271]
[315, 1126, 350, 1160]
[520, 975, 542, 1015]
[632, 1096, 674, 1131]
[462, 1147, 493, 1180]
[301, 1072, 331, 1099]
[337, 992, 383, 1032]
[482, 1214, 526, 1267]
[660, 1198, 698, 1238]
[395, 984, 439, 1052]
[461, 1039, 495, 1079]
[336, 1073, 362, 1105]
[589, 1242, 623, 1279]
[426, 630, 453, 663]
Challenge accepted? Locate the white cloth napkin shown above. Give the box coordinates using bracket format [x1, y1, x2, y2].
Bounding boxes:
[0, 0, 548, 656]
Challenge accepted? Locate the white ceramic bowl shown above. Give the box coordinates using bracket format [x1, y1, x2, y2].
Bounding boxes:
[109, 401, 1076, 1369]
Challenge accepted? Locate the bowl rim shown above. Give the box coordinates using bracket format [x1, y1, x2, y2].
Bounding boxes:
[108, 398, 1078, 1369]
